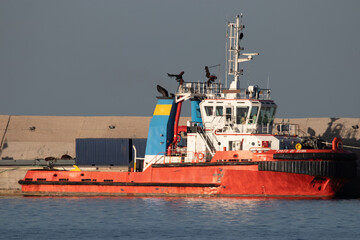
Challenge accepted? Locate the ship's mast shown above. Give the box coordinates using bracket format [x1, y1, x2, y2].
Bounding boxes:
[226, 14, 258, 92]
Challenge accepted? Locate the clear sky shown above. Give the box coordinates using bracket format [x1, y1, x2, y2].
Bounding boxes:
[0, 0, 359, 118]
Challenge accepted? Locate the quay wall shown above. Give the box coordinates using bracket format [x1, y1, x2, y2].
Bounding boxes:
[0, 115, 359, 160]
[0, 115, 359, 195]
[0, 115, 190, 160]
[0, 167, 41, 195]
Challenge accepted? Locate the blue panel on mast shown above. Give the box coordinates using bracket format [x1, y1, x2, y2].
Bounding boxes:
[145, 98, 178, 156]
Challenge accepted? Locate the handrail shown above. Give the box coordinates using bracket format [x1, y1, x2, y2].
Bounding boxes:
[273, 123, 299, 136]
[132, 145, 145, 172]
[146, 150, 213, 166]
[197, 127, 216, 154]
[177, 82, 223, 95]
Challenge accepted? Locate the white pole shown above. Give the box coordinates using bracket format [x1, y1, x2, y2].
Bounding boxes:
[234, 15, 240, 88]
[225, 20, 228, 88]
[132, 145, 137, 172]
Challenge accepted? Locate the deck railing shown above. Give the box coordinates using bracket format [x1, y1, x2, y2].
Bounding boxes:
[273, 123, 299, 136]
[176, 82, 272, 100]
[148, 150, 212, 165]
[177, 82, 223, 96]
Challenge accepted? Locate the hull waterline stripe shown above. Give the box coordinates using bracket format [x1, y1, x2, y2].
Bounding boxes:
[18, 180, 219, 188]
[20, 192, 335, 199]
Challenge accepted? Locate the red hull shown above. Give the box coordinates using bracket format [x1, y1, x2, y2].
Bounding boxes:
[19, 164, 348, 198]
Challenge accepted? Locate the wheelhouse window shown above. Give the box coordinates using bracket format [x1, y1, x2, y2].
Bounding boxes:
[225, 107, 232, 121]
[204, 106, 213, 116]
[268, 107, 276, 124]
[258, 106, 276, 125]
[248, 106, 259, 124]
[236, 107, 249, 124]
[215, 106, 223, 116]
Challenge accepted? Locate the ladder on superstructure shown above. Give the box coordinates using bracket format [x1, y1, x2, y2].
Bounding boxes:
[198, 127, 216, 155]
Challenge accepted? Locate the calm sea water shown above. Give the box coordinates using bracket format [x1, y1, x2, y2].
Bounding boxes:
[0, 196, 360, 240]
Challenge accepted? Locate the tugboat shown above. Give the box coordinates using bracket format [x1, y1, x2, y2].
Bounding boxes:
[19, 15, 357, 198]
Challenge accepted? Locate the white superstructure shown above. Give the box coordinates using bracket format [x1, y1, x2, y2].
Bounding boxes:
[144, 14, 301, 168]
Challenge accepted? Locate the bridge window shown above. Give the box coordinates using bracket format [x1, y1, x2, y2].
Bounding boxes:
[269, 107, 276, 124]
[258, 106, 276, 125]
[248, 106, 259, 124]
[204, 106, 213, 116]
[236, 107, 249, 124]
[215, 106, 223, 116]
[226, 107, 232, 121]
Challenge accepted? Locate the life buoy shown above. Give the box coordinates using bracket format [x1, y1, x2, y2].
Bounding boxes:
[197, 152, 204, 161]
[332, 137, 343, 151]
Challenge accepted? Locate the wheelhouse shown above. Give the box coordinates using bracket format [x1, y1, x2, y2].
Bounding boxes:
[200, 99, 277, 134]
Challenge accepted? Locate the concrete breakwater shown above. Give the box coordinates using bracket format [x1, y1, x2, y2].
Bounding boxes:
[0, 166, 40, 195]
[1, 115, 359, 161]
[0, 115, 157, 160]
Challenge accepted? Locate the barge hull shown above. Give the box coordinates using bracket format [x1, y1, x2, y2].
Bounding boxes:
[19, 165, 348, 198]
